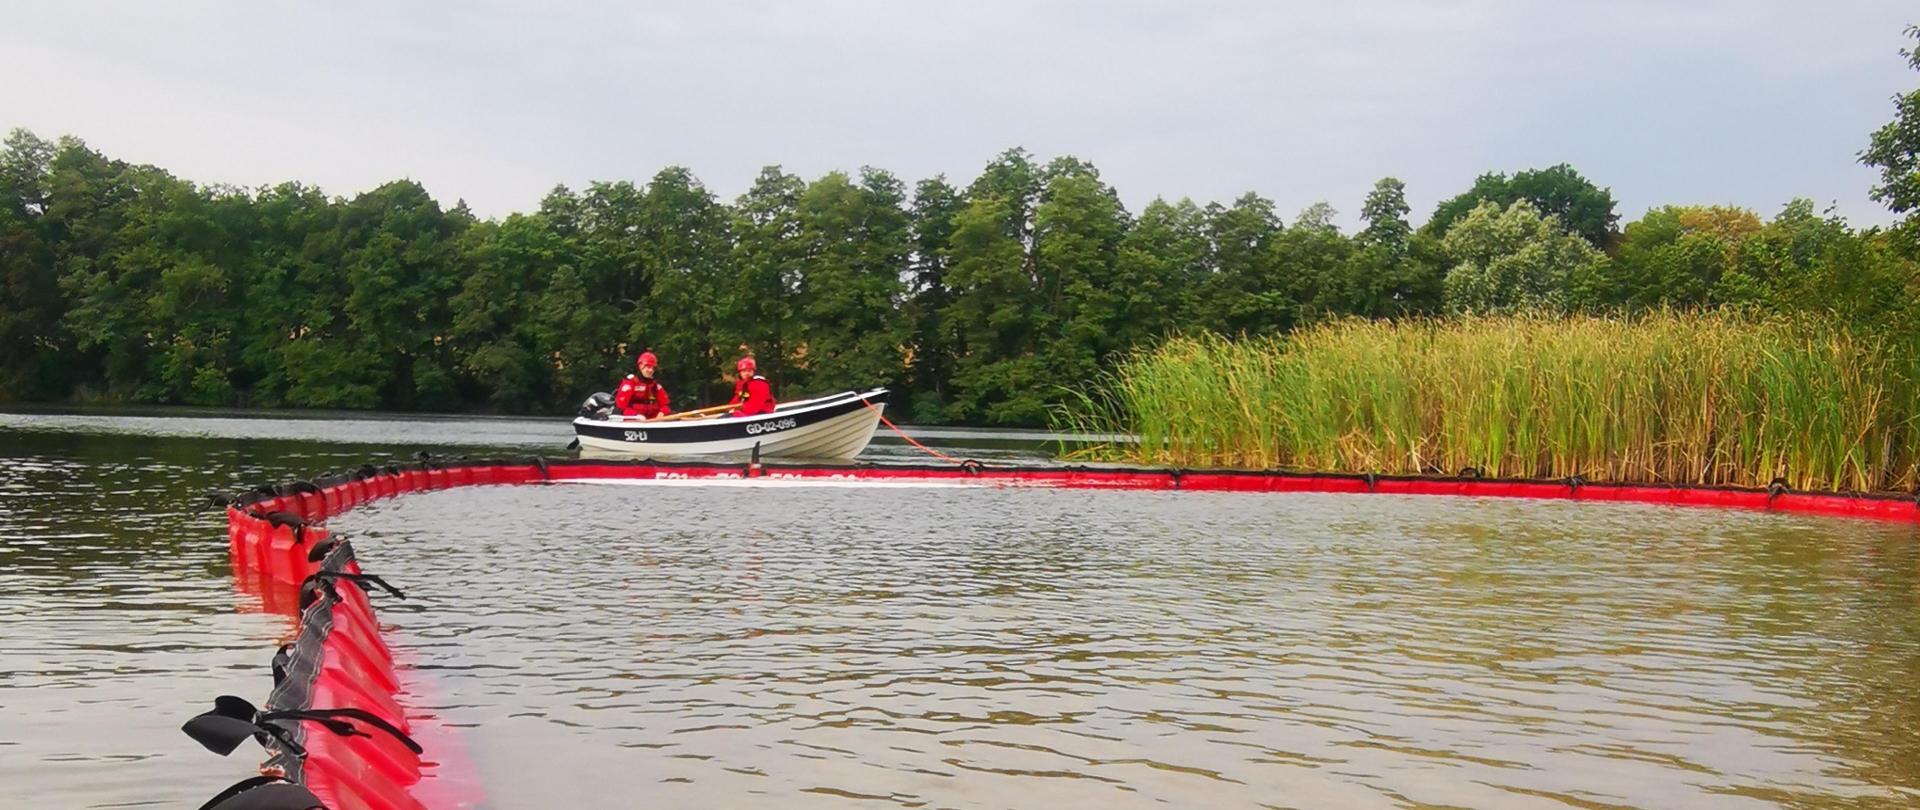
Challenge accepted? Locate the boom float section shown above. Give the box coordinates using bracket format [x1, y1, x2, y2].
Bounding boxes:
[192, 456, 1920, 809]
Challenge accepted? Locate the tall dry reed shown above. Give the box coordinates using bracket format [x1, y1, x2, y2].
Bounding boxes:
[1061, 313, 1920, 493]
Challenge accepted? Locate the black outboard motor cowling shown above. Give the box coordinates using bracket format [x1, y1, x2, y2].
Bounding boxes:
[578, 392, 615, 418]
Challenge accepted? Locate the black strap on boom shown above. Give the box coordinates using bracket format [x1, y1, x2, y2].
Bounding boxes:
[182, 695, 422, 760]
[195, 776, 324, 810]
[299, 569, 406, 611]
[246, 509, 310, 545]
[256, 707, 422, 755]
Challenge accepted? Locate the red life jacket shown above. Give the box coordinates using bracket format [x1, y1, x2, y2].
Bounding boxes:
[730, 375, 775, 417]
[616, 375, 671, 417]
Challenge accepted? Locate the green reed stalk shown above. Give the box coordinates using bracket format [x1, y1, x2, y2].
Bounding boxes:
[1061, 312, 1920, 493]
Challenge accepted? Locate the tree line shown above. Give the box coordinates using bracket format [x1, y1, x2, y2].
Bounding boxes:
[2, 27, 1915, 426]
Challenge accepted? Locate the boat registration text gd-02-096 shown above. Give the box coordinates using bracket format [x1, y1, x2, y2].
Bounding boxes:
[746, 418, 798, 436]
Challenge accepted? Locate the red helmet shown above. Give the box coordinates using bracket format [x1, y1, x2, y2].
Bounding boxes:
[636, 351, 658, 370]
[736, 356, 756, 374]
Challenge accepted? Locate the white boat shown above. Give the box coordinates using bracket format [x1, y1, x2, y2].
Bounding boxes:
[572, 388, 889, 460]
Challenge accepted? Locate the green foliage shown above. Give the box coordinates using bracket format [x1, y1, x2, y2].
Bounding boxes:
[1440, 200, 1606, 314]
[792, 168, 911, 392]
[1281, 203, 1356, 320]
[1033, 161, 1128, 382]
[724, 167, 806, 387]
[1113, 198, 1208, 342]
[8, 52, 1920, 432]
[1336, 178, 1444, 318]
[1067, 315, 1920, 493]
[448, 214, 559, 410]
[1589, 205, 1761, 309]
[634, 168, 733, 402]
[1714, 200, 1920, 334]
[1863, 25, 1920, 252]
[942, 191, 1038, 423]
[1197, 193, 1287, 335]
[1426, 163, 1619, 249]
[337, 181, 466, 409]
[0, 130, 64, 398]
[941, 158, 1142, 425]
[902, 177, 962, 421]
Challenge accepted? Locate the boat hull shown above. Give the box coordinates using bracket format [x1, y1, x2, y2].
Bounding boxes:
[573, 388, 888, 460]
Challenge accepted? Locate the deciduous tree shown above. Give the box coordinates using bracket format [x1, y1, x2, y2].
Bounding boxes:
[1863, 24, 1920, 253]
[1440, 200, 1606, 314]
[1427, 164, 1619, 249]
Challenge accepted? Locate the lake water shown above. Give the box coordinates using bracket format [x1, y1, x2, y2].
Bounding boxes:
[2, 409, 1919, 808]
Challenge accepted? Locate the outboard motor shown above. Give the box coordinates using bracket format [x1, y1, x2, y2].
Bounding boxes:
[578, 392, 615, 418]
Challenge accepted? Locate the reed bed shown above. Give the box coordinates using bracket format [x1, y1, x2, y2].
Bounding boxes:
[1062, 313, 1920, 493]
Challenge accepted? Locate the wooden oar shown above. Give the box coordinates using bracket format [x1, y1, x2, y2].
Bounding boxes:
[648, 402, 738, 423]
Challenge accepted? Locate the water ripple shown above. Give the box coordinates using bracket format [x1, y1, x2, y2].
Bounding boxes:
[314, 484, 1920, 809]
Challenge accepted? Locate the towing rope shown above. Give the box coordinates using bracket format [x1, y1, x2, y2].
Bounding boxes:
[859, 396, 965, 465]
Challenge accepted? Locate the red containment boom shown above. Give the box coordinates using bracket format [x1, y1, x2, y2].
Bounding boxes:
[196, 455, 1920, 809]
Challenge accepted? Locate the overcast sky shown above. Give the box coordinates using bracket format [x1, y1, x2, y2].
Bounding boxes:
[4, 2, 1914, 229]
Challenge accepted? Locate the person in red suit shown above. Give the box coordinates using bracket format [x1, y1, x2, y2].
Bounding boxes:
[614, 351, 671, 419]
[729, 356, 776, 417]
